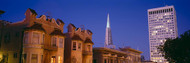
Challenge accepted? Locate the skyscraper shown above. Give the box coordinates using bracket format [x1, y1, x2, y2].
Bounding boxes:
[105, 13, 115, 49]
[148, 6, 178, 63]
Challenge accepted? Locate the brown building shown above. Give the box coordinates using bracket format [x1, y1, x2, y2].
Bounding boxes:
[93, 47, 142, 63]
[64, 24, 94, 63]
[0, 8, 65, 63]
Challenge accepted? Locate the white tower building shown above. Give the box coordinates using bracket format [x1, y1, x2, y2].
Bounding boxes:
[105, 13, 115, 49]
[148, 5, 178, 63]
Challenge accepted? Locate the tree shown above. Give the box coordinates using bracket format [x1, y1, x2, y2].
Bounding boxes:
[141, 55, 145, 61]
[158, 30, 190, 63]
[0, 10, 5, 17]
[0, 10, 5, 15]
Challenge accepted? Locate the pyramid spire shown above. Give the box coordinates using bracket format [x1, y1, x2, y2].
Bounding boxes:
[105, 13, 115, 49]
[107, 13, 110, 28]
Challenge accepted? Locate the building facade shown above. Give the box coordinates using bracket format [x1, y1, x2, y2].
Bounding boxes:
[64, 24, 94, 63]
[93, 47, 142, 63]
[148, 6, 178, 63]
[0, 8, 65, 63]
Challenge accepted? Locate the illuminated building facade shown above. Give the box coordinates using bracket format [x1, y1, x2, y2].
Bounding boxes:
[148, 6, 178, 63]
[0, 8, 65, 63]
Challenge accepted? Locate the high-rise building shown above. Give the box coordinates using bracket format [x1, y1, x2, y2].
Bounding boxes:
[104, 13, 115, 49]
[148, 5, 178, 63]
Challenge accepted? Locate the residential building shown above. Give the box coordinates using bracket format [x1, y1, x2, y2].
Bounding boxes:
[148, 5, 178, 63]
[0, 8, 65, 63]
[64, 24, 94, 63]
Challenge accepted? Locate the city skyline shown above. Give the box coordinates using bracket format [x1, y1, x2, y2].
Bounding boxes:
[1, 0, 190, 60]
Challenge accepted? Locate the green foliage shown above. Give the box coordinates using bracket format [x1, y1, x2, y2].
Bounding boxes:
[158, 30, 190, 63]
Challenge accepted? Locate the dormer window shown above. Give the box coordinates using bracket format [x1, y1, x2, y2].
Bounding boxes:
[33, 32, 40, 44]
[52, 37, 57, 47]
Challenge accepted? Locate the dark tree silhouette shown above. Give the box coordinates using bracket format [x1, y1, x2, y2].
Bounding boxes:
[158, 30, 190, 63]
[0, 10, 5, 15]
[141, 55, 145, 61]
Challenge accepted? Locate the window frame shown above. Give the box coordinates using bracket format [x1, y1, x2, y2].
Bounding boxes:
[52, 37, 57, 47]
[59, 38, 63, 48]
[72, 41, 77, 50]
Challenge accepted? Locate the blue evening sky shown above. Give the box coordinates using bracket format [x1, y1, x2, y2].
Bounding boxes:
[1, 0, 190, 60]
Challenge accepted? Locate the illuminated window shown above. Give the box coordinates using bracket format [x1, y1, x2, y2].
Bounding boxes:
[51, 56, 56, 63]
[58, 56, 62, 63]
[33, 32, 40, 44]
[73, 42, 76, 50]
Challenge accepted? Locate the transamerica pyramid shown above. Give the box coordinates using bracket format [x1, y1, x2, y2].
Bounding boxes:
[104, 13, 115, 49]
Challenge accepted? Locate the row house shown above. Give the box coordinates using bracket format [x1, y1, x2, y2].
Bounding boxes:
[64, 23, 94, 63]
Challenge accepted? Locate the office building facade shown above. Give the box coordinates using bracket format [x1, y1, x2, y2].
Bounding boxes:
[148, 6, 178, 63]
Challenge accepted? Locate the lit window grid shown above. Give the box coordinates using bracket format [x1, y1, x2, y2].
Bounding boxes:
[148, 6, 178, 63]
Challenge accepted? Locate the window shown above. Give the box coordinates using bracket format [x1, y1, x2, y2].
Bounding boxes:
[13, 53, 17, 58]
[58, 56, 62, 63]
[15, 32, 20, 37]
[51, 56, 56, 63]
[59, 38, 63, 48]
[73, 42, 76, 50]
[111, 59, 113, 63]
[42, 34, 45, 44]
[78, 43, 81, 50]
[31, 54, 38, 63]
[87, 45, 91, 51]
[41, 55, 43, 63]
[52, 37, 57, 46]
[4, 32, 10, 43]
[33, 32, 40, 44]
[22, 54, 27, 63]
[104, 59, 107, 63]
[24, 32, 29, 44]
